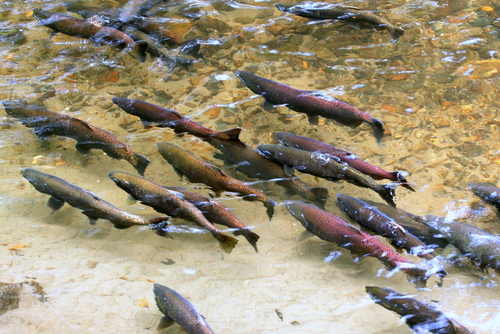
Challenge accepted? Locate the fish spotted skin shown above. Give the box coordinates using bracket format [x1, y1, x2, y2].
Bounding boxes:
[257, 144, 396, 207]
[153, 283, 216, 334]
[286, 201, 430, 286]
[108, 171, 238, 253]
[337, 194, 445, 270]
[425, 215, 500, 271]
[166, 186, 260, 252]
[32, 8, 147, 62]
[157, 142, 276, 219]
[468, 182, 500, 213]
[3, 100, 150, 176]
[22, 168, 168, 229]
[276, 132, 414, 191]
[112, 97, 241, 141]
[366, 286, 476, 334]
[235, 71, 385, 142]
[275, 2, 405, 40]
[209, 138, 328, 208]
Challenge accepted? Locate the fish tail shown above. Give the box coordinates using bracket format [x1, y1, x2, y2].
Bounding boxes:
[233, 228, 260, 253]
[215, 232, 239, 254]
[132, 153, 151, 176]
[379, 185, 396, 207]
[131, 40, 148, 63]
[389, 171, 416, 192]
[400, 265, 428, 288]
[390, 27, 405, 40]
[211, 127, 242, 141]
[264, 199, 276, 220]
[370, 118, 385, 143]
[309, 186, 329, 209]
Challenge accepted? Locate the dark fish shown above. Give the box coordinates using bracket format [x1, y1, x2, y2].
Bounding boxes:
[257, 144, 396, 207]
[236, 71, 385, 142]
[64, 2, 121, 25]
[209, 138, 328, 208]
[32, 8, 147, 62]
[130, 17, 182, 46]
[337, 194, 444, 268]
[276, 132, 414, 191]
[275, 2, 405, 40]
[166, 186, 260, 252]
[3, 100, 150, 176]
[286, 201, 431, 286]
[112, 97, 241, 141]
[157, 142, 276, 219]
[22, 168, 169, 229]
[425, 215, 500, 271]
[108, 171, 238, 253]
[468, 182, 500, 213]
[153, 283, 216, 334]
[362, 199, 449, 248]
[120, 0, 166, 23]
[366, 286, 476, 334]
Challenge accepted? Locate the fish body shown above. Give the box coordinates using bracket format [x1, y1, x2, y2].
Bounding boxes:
[468, 182, 500, 212]
[64, 2, 121, 25]
[276, 132, 413, 191]
[337, 194, 440, 263]
[257, 144, 395, 207]
[108, 171, 238, 253]
[3, 100, 150, 176]
[366, 286, 476, 334]
[236, 71, 384, 142]
[157, 142, 276, 219]
[425, 215, 500, 271]
[22, 168, 168, 229]
[112, 97, 241, 141]
[209, 138, 328, 208]
[153, 283, 216, 334]
[33, 8, 146, 62]
[275, 2, 405, 39]
[166, 186, 260, 252]
[286, 201, 430, 285]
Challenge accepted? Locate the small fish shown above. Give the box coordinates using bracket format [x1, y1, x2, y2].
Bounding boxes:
[153, 283, 216, 334]
[209, 138, 328, 208]
[3, 100, 150, 176]
[257, 144, 396, 207]
[120, 0, 166, 23]
[366, 286, 476, 334]
[108, 171, 238, 253]
[166, 186, 260, 252]
[157, 142, 276, 219]
[236, 71, 385, 142]
[286, 201, 431, 286]
[112, 97, 241, 141]
[337, 194, 444, 270]
[276, 132, 414, 191]
[468, 182, 500, 213]
[424, 215, 500, 271]
[275, 2, 405, 40]
[32, 8, 147, 62]
[22, 168, 169, 229]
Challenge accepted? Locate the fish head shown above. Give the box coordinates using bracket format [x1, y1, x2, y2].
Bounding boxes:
[112, 97, 137, 114]
[336, 193, 366, 221]
[286, 200, 310, 228]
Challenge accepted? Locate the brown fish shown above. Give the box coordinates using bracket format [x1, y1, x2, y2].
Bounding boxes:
[108, 171, 238, 253]
[157, 142, 276, 219]
[236, 71, 385, 142]
[112, 97, 241, 141]
[33, 8, 147, 62]
[22, 168, 169, 229]
[276, 132, 414, 191]
[366, 286, 476, 334]
[3, 100, 150, 175]
[153, 283, 216, 334]
[468, 182, 500, 213]
[275, 3, 405, 40]
[166, 186, 260, 252]
[286, 200, 432, 286]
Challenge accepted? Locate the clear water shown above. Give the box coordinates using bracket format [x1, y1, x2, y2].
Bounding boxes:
[0, 0, 499, 332]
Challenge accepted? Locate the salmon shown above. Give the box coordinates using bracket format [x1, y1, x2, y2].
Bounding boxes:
[468, 182, 500, 213]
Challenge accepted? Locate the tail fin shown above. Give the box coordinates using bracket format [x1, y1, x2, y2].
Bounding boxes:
[389, 171, 415, 192]
[132, 153, 151, 176]
[211, 127, 242, 141]
[309, 186, 329, 209]
[379, 185, 396, 207]
[265, 199, 276, 220]
[131, 41, 148, 63]
[370, 118, 385, 143]
[234, 228, 260, 253]
[215, 232, 239, 254]
[390, 27, 405, 40]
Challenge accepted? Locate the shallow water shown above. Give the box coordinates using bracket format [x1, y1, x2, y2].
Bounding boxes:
[0, 0, 499, 333]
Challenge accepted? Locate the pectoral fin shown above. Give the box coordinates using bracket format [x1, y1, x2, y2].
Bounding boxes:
[157, 315, 175, 330]
[283, 165, 295, 177]
[47, 196, 65, 212]
[298, 230, 316, 241]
